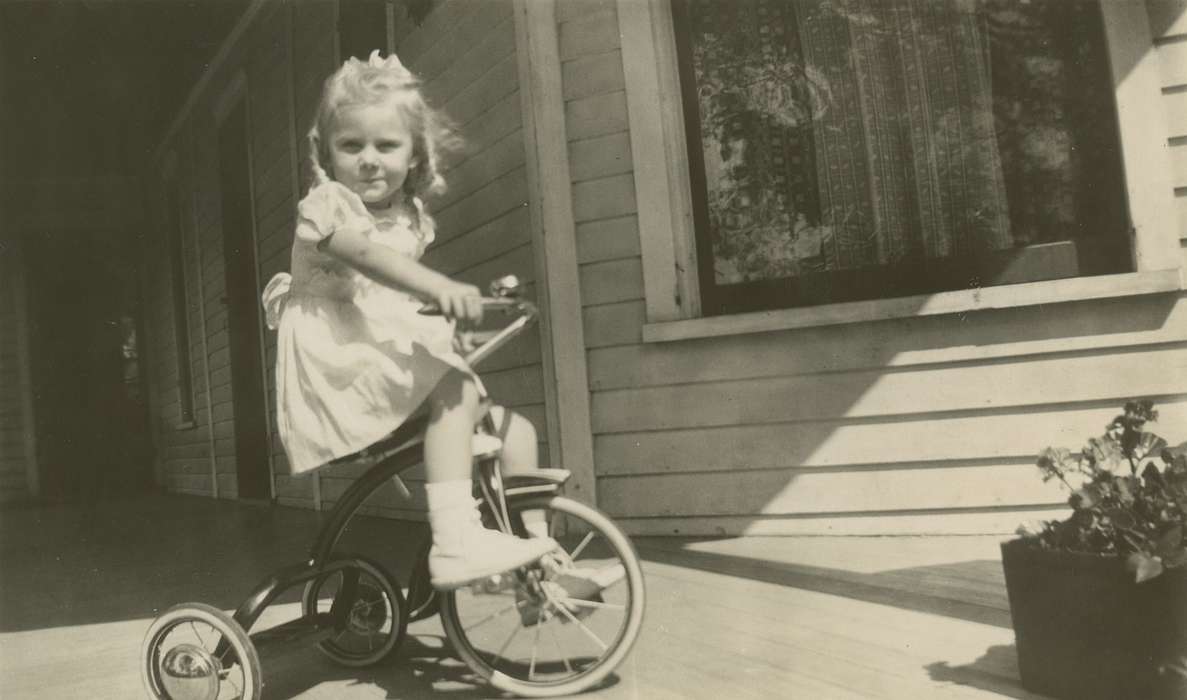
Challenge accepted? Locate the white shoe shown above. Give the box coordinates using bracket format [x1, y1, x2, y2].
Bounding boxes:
[429, 522, 558, 591]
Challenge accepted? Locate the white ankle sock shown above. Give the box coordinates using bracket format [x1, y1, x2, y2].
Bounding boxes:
[426, 479, 479, 546]
[522, 509, 549, 539]
[425, 479, 474, 512]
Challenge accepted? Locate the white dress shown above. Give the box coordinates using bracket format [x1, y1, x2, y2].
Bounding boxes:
[262, 182, 474, 474]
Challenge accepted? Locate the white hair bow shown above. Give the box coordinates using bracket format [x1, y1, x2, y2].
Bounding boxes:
[341, 49, 414, 81]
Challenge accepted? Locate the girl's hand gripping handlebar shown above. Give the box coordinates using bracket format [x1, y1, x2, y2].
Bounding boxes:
[418, 275, 538, 367]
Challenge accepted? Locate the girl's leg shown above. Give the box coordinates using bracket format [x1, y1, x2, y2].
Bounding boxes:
[487, 404, 625, 622]
[424, 368, 486, 482]
[487, 405, 537, 474]
[423, 370, 556, 590]
[487, 405, 548, 539]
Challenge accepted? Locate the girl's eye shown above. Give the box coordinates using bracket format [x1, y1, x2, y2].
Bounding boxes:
[377, 141, 400, 152]
[337, 140, 363, 153]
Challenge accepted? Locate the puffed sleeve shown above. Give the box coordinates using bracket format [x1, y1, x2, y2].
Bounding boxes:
[295, 182, 374, 245]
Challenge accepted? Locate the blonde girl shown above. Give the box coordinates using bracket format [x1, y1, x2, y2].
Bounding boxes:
[262, 51, 555, 590]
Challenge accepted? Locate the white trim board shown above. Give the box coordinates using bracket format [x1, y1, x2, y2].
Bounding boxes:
[514, 0, 598, 505]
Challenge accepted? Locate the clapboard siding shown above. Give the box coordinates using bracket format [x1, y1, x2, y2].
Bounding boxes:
[0, 243, 33, 501]
[587, 293, 1187, 390]
[562, 50, 625, 101]
[557, 0, 615, 24]
[1158, 37, 1187, 85]
[560, 0, 1187, 534]
[246, 10, 299, 505]
[595, 398, 1187, 477]
[569, 132, 633, 183]
[576, 215, 641, 264]
[565, 91, 630, 141]
[420, 13, 516, 109]
[423, 206, 531, 276]
[592, 346, 1187, 433]
[600, 461, 1069, 519]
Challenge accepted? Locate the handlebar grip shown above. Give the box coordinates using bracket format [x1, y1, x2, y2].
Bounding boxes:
[417, 298, 522, 315]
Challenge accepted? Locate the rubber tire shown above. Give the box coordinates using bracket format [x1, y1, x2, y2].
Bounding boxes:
[300, 555, 408, 668]
[438, 495, 646, 698]
[141, 602, 262, 700]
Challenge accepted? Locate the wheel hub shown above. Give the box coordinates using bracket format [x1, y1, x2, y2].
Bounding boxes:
[159, 643, 221, 700]
[346, 589, 386, 635]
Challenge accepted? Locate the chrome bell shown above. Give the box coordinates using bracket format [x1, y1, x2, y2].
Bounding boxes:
[489, 274, 521, 298]
[160, 643, 220, 700]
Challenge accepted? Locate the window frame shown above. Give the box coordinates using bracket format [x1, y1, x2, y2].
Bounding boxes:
[617, 0, 1182, 342]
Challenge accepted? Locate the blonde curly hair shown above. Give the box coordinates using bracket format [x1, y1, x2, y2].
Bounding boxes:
[307, 51, 458, 199]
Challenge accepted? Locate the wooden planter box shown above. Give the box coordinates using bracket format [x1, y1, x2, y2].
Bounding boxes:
[1000, 539, 1187, 700]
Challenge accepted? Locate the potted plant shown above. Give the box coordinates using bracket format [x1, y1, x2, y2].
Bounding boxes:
[1001, 400, 1187, 700]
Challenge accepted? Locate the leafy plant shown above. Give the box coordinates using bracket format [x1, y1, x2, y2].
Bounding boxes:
[1026, 400, 1187, 582]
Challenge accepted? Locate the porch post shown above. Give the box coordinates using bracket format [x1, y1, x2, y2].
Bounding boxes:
[513, 0, 597, 506]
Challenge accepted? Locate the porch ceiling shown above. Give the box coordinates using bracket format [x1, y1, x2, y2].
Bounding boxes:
[0, 0, 250, 184]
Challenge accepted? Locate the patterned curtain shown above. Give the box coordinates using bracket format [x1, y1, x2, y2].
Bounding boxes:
[795, 0, 1012, 271]
[681, 0, 1122, 288]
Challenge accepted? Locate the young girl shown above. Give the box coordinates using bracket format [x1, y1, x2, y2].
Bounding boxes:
[261, 51, 556, 591]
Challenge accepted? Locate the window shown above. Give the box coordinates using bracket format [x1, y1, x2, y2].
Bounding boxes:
[338, 0, 392, 62]
[670, 0, 1130, 316]
[165, 183, 195, 425]
[620, 0, 1179, 339]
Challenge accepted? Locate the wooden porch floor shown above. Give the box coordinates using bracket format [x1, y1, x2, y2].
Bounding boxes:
[0, 495, 1051, 699]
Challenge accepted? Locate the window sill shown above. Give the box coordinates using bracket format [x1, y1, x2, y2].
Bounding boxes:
[176, 420, 197, 431]
[642, 268, 1184, 343]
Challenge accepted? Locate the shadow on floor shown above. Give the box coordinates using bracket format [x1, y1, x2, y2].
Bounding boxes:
[926, 645, 1052, 700]
[635, 538, 1014, 629]
[0, 494, 426, 633]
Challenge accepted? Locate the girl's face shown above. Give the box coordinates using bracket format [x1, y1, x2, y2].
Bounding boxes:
[328, 100, 417, 208]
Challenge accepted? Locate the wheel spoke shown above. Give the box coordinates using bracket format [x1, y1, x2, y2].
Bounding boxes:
[557, 597, 625, 611]
[492, 618, 522, 664]
[553, 602, 608, 652]
[527, 614, 544, 680]
[463, 598, 524, 632]
[189, 621, 210, 651]
[569, 531, 595, 561]
[546, 622, 574, 675]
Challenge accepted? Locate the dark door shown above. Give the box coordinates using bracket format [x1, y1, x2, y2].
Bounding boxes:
[25, 228, 153, 501]
[217, 98, 270, 501]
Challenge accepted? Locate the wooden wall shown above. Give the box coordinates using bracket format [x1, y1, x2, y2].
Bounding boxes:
[142, 0, 329, 503]
[0, 238, 35, 502]
[142, 0, 549, 517]
[563, 0, 1187, 536]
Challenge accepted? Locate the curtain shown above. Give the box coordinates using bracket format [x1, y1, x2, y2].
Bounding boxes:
[794, 0, 1012, 271]
[686, 0, 1014, 284]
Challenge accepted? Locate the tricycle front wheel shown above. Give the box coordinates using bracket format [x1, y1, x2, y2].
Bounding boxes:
[439, 495, 646, 697]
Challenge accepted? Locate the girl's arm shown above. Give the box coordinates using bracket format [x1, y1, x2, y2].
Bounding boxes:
[321, 225, 484, 326]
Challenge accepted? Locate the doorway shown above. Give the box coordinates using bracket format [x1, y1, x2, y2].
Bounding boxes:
[216, 96, 271, 501]
[24, 228, 153, 500]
